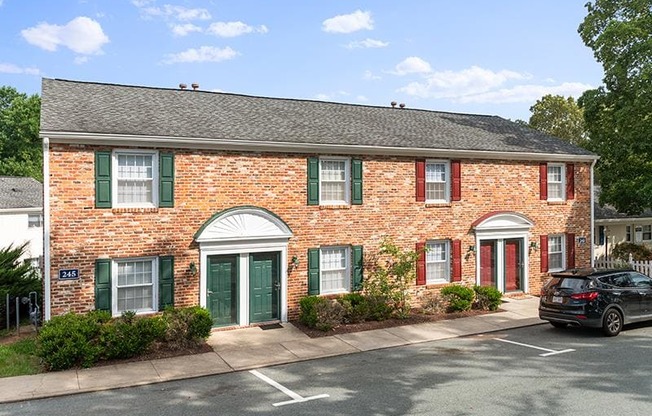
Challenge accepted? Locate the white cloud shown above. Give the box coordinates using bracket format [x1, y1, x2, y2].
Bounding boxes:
[207, 21, 268, 37]
[163, 46, 238, 64]
[397, 65, 529, 98]
[139, 4, 211, 21]
[315, 91, 351, 101]
[74, 56, 89, 65]
[345, 38, 388, 49]
[456, 82, 593, 104]
[0, 63, 40, 75]
[322, 10, 373, 34]
[171, 23, 202, 36]
[392, 56, 432, 75]
[21, 16, 109, 55]
[363, 70, 381, 81]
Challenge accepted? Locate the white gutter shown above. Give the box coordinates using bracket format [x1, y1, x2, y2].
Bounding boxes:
[41, 131, 599, 163]
[0, 207, 42, 214]
[590, 158, 597, 267]
[43, 137, 51, 321]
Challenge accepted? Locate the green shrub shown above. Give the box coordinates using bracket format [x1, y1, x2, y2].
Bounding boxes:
[338, 293, 370, 323]
[611, 242, 652, 262]
[440, 285, 475, 312]
[473, 286, 503, 311]
[419, 292, 448, 315]
[299, 295, 327, 328]
[313, 299, 345, 331]
[162, 306, 212, 349]
[99, 313, 166, 360]
[364, 294, 393, 321]
[37, 312, 105, 370]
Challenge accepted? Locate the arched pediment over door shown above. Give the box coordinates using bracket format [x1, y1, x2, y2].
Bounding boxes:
[195, 206, 293, 243]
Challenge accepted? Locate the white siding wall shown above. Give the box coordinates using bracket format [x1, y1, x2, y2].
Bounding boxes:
[0, 210, 43, 262]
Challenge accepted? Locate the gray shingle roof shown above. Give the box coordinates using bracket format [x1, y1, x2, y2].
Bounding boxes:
[40, 78, 595, 157]
[0, 177, 42, 209]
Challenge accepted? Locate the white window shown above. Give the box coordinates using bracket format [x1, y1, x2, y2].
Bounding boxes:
[426, 161, 450, 203]
[426, 240, 450, 284]
[643, 225, 652, 241]
[113, 150, 158, 207]
[320, 158, 350, 205]
[28, 213, 42, 228]
[114, 258, 157, 314]
[320, 247, 350, 294]
[547, 164, 565, 201]
[548, 235, 565, 271]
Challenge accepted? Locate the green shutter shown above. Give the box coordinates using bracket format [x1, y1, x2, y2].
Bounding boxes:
[159, 153, 175, 208]
[308, 248, 320, 295]
[159, 256, 174, 310]
[95, 151, 112, 208]
[307, 157, 320, 205]
[351, 159, 363, 205]
[352, 245, 363, 290]
[95, 259, 111, 311]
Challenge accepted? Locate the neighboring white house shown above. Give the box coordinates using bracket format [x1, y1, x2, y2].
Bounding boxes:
[594, 199, 652, 260]
[0, 177, 43, 271]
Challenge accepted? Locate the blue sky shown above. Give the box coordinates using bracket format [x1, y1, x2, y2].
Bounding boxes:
[0, 0, 604, 121]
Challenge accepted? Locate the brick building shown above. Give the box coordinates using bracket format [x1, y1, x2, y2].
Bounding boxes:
[40, 79, 597, 327]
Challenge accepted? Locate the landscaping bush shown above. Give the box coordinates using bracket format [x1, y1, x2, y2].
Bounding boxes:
[418, 291, 448, 315]
[299, 295, 327, 328]
[440, 285, 475, 312]
[338, 293, 370, 323]
[313, 299, 346, 331]
[473, 286, 503, 311]
[99, 312, 166, 360]
[162, 306, 212, 350]
[610, 242, 652, 262]
[364, 294, 393, 321]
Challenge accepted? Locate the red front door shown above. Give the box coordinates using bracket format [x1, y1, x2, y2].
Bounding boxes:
[504, 239, 522, 291]
[480, 241, 496, 287]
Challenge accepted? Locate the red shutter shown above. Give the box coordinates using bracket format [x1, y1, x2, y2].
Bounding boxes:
[416, 160, 426, 202]
[539, 163, 548, 200]
[566, 163, 575, 200]
[566, 233, 576, 269]
[540, 235, 549, 273]
[416, 242, 426, 285]
[451, 160, 461, 201]
[452, 240, 462, 281]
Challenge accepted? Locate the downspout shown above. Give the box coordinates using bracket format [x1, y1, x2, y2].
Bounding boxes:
[590, 158, 597, 268]
[43, 137, 51, 321]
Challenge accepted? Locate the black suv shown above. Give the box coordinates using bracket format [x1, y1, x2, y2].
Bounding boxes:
[539, 268, 652, 336]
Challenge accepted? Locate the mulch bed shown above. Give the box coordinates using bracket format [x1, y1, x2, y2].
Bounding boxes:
[290, 308, 500, 338]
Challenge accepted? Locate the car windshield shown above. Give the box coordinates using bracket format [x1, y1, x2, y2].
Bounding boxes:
[556, 277, 591, 291]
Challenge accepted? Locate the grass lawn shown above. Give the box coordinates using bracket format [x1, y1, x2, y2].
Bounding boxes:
[0, 335, 41, 378]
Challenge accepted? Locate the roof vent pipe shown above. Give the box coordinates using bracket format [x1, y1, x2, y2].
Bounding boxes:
[391, 101, 397, 108]
[399, 103, 405, 109]
[179, 83, 187, 90]
[191, 83, 199, 90]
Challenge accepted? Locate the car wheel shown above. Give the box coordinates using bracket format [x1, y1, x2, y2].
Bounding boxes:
[550, 322, 568, 329]
[602, 309, 623, 337]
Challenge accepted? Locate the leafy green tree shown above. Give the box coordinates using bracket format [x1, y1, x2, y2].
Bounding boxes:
[578, 0, 652, 214]
[528, 94, 588, 147]
[0, 86, 42, 180]
[0, 243, 41, 329]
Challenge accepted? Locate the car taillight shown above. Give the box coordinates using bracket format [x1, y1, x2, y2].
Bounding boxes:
[570, 291, 599, 301]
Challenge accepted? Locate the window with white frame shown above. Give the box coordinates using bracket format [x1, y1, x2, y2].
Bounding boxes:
[320, 158, 350, 205]
[320, 247, 350, 294]
[548, 235, 565, 271]
[27, 213, 42, 228]
[115, 258, 157, 314]
[114, 151, 158, 207]
[547, 164, 565, 200]
[643, 225, 652, 241]
[426, 161, 450, 202]
[626, 225, 632, 242]
[426, 240, 450, 283]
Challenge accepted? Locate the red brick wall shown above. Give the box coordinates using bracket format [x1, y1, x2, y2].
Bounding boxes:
[48, 144, 592, 317]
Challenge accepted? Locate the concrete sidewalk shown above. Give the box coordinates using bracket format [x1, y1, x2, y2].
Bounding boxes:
[0, 296, 542, 404]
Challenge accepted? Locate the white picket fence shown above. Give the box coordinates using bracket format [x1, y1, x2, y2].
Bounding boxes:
[594, 254, 652, 277]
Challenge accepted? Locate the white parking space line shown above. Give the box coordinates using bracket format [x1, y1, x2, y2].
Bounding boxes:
[249, 370, 329, 407]
[494, 338, 575, 357]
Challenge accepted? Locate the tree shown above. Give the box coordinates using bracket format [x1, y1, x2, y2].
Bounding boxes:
[0, 86, 42, 180]
[528, 94, 588, 147]
[578, 0, 652, 214]
[0, 243, 41, 329]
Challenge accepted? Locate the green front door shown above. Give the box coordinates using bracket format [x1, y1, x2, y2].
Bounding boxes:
[207, 255, 238, 327]
[249, 252, 280, 323]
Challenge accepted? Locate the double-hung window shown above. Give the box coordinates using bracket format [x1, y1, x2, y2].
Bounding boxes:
[548, 235, 565, 271]
[643, 225, 652, 241]
[320, 158, 350, 205]
[115, 258, 157, 314]
[426, 161, 450, 203]
[426, 240, 450, 284]
[320, 247, 350, 294]
[547, 164, 564, 201]
[28, 213, 43, 228]
[114, 151, 158, 207]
